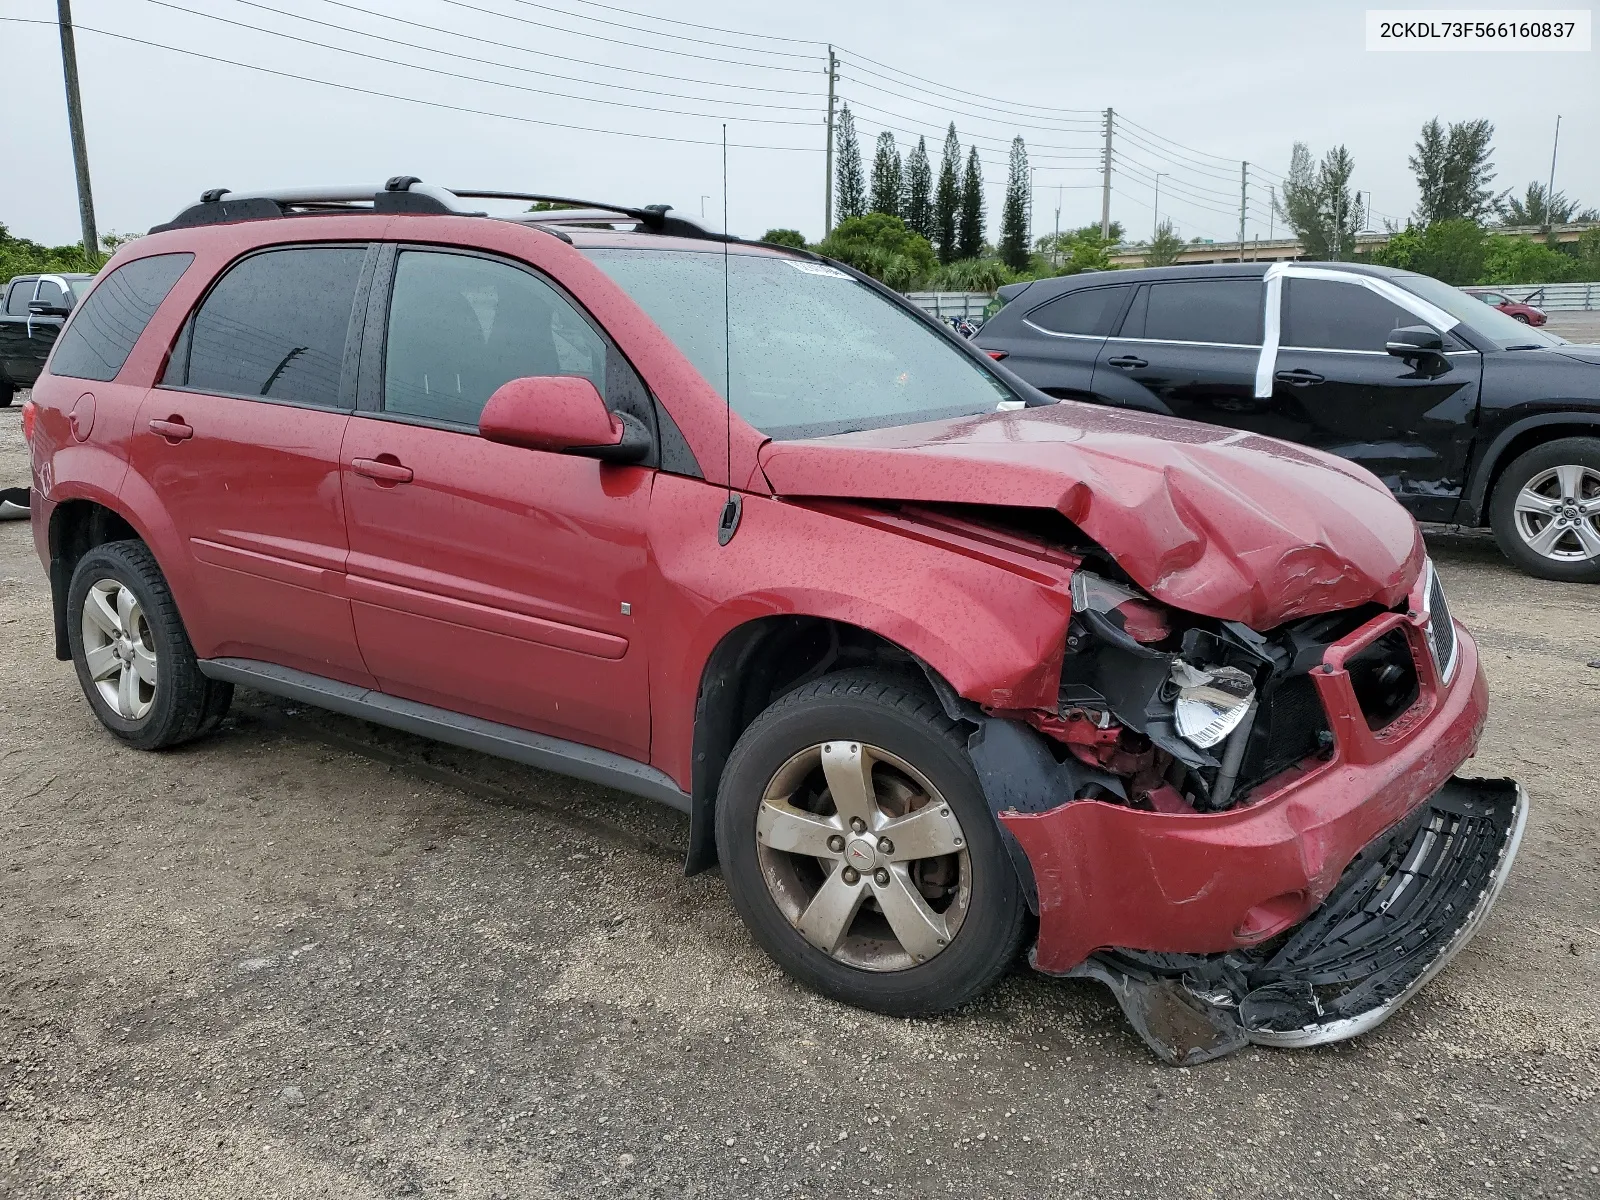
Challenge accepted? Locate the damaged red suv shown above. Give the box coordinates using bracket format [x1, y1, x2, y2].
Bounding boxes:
[24, 180, 1525, 1064]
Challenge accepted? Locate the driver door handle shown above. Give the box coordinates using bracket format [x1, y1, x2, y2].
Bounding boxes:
[1274, 369, 1325, 387]
[1106, 355, 1148, 369]
[148, 417, 194, 442]
[352, 456, 414, 485]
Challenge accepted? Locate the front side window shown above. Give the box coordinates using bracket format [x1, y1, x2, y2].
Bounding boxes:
[4, 280, 36, 316]
[174, 246, 364, 406]
[1397, 271, 1563, 349]
[1282, 278, 1424, 351]
[383, 250, 607, 427]
[1123, 279, 1263, 345]
[34, 280, 67, 309]
[50, 254, 193, 382]
[586, 247, 1015, 440]
[1025, 285, 1132, 336]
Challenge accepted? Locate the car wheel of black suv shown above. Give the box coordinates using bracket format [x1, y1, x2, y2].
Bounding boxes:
[66, 540, 234, 750]
[1489, 437, 1600, 583]
[716, 670, 1027, 1016]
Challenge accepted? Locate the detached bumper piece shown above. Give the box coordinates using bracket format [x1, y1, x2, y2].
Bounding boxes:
[1063, 777, 1527, 1065]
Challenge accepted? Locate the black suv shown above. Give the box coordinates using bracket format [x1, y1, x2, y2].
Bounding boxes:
[978, 263, 1600, 581]
[0, 272, 94, 405]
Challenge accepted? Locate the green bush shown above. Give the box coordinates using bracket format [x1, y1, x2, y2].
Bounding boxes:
[760, 228, 806, 249]
[926, 257, 1015, 293]
[815, 213, 936, 289]
[1480, 235, 1578, 285]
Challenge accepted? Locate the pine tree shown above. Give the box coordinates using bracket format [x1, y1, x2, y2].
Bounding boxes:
[957, 146, 985, 260]
[835, 105, 865, 224]
[869, 131, 904, 218]
[998, 136, 1030, 271]
[903, 138, 933, 242]
[1410, 117, 1497, 225]
[934, 124, 961, 264]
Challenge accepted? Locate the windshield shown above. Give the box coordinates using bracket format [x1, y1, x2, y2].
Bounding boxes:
[585, 247, 1016, 439]
[1397, 273, 1566, 350]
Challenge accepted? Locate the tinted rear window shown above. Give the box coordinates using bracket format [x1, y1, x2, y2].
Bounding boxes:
[49, 254, 193, 382]
[1124, 279, 1262, 345]
[171, 246, 364, 407]
[4, 280, 35, 316]
[1025, 285, 1131, 336]
[1282, 278, 1422, 351]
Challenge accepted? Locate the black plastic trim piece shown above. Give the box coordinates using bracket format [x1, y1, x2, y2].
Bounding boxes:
[197, 657, 691, 813]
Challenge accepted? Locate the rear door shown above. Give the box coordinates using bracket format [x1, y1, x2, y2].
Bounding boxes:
[1267, 276, 1481, 521]
[131, 243, 375, 682]
[1090, 277, 1264, 422]
[0, 277, 39, 388]
[981, 283, 1133, 400]
[340, 245, 653, 759]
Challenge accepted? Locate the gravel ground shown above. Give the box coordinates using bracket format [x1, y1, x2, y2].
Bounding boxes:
[1, 398, 1597, 1200]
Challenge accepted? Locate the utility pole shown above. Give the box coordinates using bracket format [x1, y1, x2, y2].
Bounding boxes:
[1053, 185, 1061, 268]
[1237, 161, 1247, 263]
[1153, 173, 1165, 240]
[1546, 114, 1562, 230]
[823, 46, 838, 236]
[1268, 185, 1275, 242]
[1099, 107, 1113, 241]
[57, 0, 99, 265]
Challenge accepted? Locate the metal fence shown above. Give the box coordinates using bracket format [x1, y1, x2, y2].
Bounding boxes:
[1462, 282, 1599, 311]
[904, 292, 992, 320]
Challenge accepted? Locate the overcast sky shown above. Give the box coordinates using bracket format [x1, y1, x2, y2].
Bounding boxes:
[2, 0, 1595, 248]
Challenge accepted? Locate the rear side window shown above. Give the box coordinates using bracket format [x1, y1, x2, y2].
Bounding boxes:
[1282, 278, 1423, 351]
[49, 254, 192, 382]
[1025, 285, 1131, 336]
[5, 279, 37, 316]
[171, 246, 364, 407]
[1124, 279, 1262, 345]
[383, 250, 607, 426]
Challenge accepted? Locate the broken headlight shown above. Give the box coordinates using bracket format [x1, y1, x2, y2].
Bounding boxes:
[1168, 661, 1257, 749]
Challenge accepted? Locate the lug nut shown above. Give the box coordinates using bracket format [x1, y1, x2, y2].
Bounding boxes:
[874, 868, 890, 886]
[827, 834, 845, 853]
[850, 817, 867, 834]
[877, 837, 894, 855]
[841, 867, 859, 885]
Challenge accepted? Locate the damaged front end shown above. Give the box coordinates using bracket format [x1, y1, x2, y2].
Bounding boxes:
[953, 556, 1525, 1065]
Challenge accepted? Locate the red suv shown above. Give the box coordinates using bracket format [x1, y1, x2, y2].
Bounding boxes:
[23, 180, 1525, 1064]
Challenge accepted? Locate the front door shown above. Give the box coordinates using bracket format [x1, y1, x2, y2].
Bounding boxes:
[1090, 277, 1264, 422]
[129, 243, 374, 683]
[1266, 276, 1481, 521]
[341, 247, 652, 760]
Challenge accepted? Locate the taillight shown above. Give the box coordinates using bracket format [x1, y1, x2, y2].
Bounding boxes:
[985, 350, 1008, 360]
[20, 398, 36, 442]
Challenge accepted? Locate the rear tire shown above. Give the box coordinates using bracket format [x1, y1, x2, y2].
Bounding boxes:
[66, 540, 233, 750]
[716, 670, 1026, 1016]
[0, 382, 14, 408]
[1488, 438, 1600, 582]
[1512, 312, 1531, 324]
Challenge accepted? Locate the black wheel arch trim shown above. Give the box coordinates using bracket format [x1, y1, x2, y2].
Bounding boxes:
[1460, 411, 1600, 525]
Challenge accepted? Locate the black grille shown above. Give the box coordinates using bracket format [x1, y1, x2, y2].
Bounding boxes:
[1427, 569, 1457, 681]
[1234, 673, 1330, 798]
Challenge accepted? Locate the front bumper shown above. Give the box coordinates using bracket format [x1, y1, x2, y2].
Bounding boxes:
[1066, 776, 1526, 1064]
[1000, 616, 1491, 974]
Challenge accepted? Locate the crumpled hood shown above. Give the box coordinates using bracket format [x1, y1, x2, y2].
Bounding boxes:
[758, 401, 1424, 629]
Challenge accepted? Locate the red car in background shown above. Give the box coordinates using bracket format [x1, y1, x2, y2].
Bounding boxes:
[22, 179, 1525, 1065]
[1465, 288, 1547, 325]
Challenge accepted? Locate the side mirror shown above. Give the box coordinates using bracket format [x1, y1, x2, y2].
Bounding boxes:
[27, 300, 70, 317]
[478, 376, 650, 464]
[1386, 325, 1444, 356]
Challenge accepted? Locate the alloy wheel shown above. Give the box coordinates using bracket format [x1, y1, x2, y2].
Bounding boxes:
[754, 740, 971, 972]
[1513, 464, 1600, 563]
[80, 578, 158, 720]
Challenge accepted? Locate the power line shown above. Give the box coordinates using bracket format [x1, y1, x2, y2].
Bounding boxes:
[223, 0, 822, 108]
[0, 17, 822, 152]
[1117, 111, 1283, 179]
[836, 47, 1100, 117]
[834, 59, 1103, 131]
[136, 0, 821, 126]
[422, 0, 818, 73]
[841, 99, 1100, 158]
[482, 0, 819, 58]
[542, 0, 822, 44]
[1114, 153, 1271, 216]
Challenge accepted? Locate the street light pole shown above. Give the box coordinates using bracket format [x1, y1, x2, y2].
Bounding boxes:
[1546, 114, 1562, 230]
[1153, 172, 1166, 240]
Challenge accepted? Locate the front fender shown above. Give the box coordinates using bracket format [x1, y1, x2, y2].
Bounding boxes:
[645, 475, 1077, 794]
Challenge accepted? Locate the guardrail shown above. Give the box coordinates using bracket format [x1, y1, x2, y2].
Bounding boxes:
[1463, 282, 1599, 311]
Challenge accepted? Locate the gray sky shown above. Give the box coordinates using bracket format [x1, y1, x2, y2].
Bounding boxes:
[2, 0, 1595, 247]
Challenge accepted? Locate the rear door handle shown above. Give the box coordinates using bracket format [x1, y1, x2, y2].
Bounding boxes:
[351, 456, 414, 485]
[1106, 355, 1147, 369]
[148, 417, 194, 442]
[1274, 369, 1326, 387]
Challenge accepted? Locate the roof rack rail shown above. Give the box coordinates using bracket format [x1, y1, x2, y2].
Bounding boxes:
[148, 178, 730, 242]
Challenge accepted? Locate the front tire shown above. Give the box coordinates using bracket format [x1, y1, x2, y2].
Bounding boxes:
[1488, 438, 1600, 582]
[66, 540, 233, 749]
[716, 671, 1026, 1015]
[1512, 312, 1531, 324]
